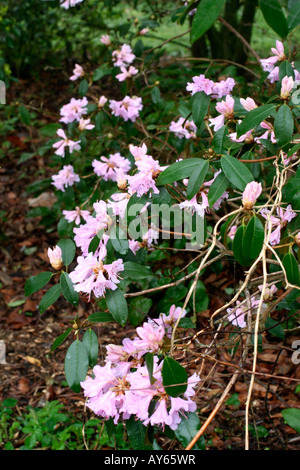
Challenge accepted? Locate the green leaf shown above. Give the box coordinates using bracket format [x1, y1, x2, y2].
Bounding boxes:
[162, 357, 188, 398]
[207, 171, 229, 208]
[82, 328, 99, 368]
[237, 104, 276, 138]
[24, 272, 53, 296]
[50, 327, 72, 352]
[212, 126, 229, 154]
[39, 284, 62, 314]
[105, 288, 128, 326]
[64, 339, 89, 393]
[279, 61, 295, 83]
[110, 226, 129, 255]
[126, 416, 152, 450]
[60, 272, 79, 306]
[242, 215, 265, 261]
[128, 297, 152, 327]
[145, 352, 155, 384]
[282, 408, 300, 433]
[191, 91, 210, 127]
[282, 252, 300, 285]
[174, 412, 205, 450]
[92, 66, 112, 81]
[123, 261, 151, 279]
[265, 317, 285, 338]
[186, 159, 209, 200]
[151, 86, 161, 104]
[274, 104, 294, 148]
[233, 224, 252, 266]
[57, 238, 76, 266]
[78, 79, 88, 97]
[156, 158, 206, 186]
[87, 311, 114, 323]
[259, 0, 289, 38]
[19, 105, 31, 125]
[191, 0, 226, 43]
[287, 2, 300, 31]
[221, 154, 253, 191]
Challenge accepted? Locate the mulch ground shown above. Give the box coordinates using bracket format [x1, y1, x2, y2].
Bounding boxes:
[0, 72, 299, 451]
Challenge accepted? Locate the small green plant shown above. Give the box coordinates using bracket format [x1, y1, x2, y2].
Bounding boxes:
[0, 398, 131, 450]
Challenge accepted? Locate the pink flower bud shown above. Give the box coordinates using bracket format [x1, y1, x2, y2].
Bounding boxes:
[242, 181, 262, 210]
[48, 246, 63, 270]
[295, 232, 300, 246]
[280, 75, 294, 99]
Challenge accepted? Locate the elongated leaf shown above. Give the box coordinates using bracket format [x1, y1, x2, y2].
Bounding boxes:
[57, 238, 76, 266]
[174, 412, 206, 450]
[60, 272, 79, 306]
[162, 356, 188, 397]
[287, 2, 300, 31]
[233, 224, 252, 266]
[243, 215, 265, 261]
[110, 226, 129, 255]
[64, 340, 89, 393]
[191, 0, 226, 43]
[82, 328, 99, 367]
[87, 311, 114, 323]
[192, 91, 210, 127]
[186, 159, 209, 200]
[156, 158, 205, 186]
[39, 284, 62, 314]
[208, 171, 229, 208]
[123, 261, 151, 279]
[282, 252, 300, 285]
[259, 0, 289, 38]
[25, 272, 53, 296]
[221, 154, 253, 191]
[126, 416, 152, 450]
[105, 288, 128, 326]
[274, 104, 294, 148]
[50, 327, 72, 352]
[19, 105, 31, 125]
[282, 408, 300, 433]
[212, 126, 229, 154]
[237, 104, 276, 138]
[279, 61, 295, 83]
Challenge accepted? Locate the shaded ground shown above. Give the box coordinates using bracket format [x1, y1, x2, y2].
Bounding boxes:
[0, 74, 300, 451]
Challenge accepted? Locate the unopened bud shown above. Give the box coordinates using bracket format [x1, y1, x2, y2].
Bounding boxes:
[48, 246, 63, 270]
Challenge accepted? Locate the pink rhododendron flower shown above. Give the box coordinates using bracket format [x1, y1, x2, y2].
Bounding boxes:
[258, 284, 278, 301]
[139, 28, 149, 35]
[129, 143, 149, 160]
[211, 78, 235, 99]
[169, 117, 197, 139]
[78, 118, 95, 131]
[73, 216, 109, 256]
[107, 193, 130, 220]
[179, 193, 209, 218]
[109, 96, 143, 122]
[100, 34, 111, 46]
[209, 95, 235, 131]
[98, 95, 108, 108]
[51, 165, 80, 192]
[92, 153, 131, 182]
[154, 304, 187, 337]
[242, 181, 262, 210]
[127, 148, 161, 197]
[280, 75, 294, 99]
[112, 44, 135, 67]
[260, 204, 296, 245]
[69, 246, 124, 299]
[186, 74, 215, 96]
[63, 206, 90, 225]
[135, 322, 165, 353]
[240, 97, 257, 112]
[52, 129, 81, 157]
[116, 66, 138, 82]
[69, 63, 84, 81]
[261, 40, 286, 72]
[48, 245, 63, 270]
[256, 121, 276, 144]
[228, 225, 237, 240]
[60, 0, 84, 9]
[60, 97, 88, 124]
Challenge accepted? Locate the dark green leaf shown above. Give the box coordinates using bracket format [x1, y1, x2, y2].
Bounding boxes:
[50, 327, 72, 352]
[105, 288, 128, 326]
[192, 91, 210, 127]
[237, 104, 276, 138]
[162, 356, 188, 397]
[287, 2, 300, 31]
[82, 328, 99, 367]
[233, 224, 252, 266]
[126, 416, 152, 450]
[87, 311, 114, 323]
[24, 272, 53, 296]
[60, 272, 79, 306]
[221, 154, 253, 191]
[265, 317, 285, 338]
[274, 104, 294, 148]
[123, 261, 151, 279]
[191, 0, 226, 43]
[19, 105, 31, 125]
[64, 340, 89, 393]
[156, 158, 205, 186]
[212, 126, 229, 154]
[174, 412, 205, 450]
[243, 215, 265, 261]
[207, 171, 229, 208]
[39, 284, 62, 314]
[57, 238, 76, 266]
[259, 0, 289, 38]
[282, 408, 300, 433]
[186, 159, 209, 200]
[282, 252, 300, 285]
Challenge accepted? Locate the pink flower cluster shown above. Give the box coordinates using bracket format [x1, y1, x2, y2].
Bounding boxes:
[126, 144, 162, 197]
[109, 96, 143, 122]
[112, 44, 135, 67]
[81, 305, 200, 429]
[260, 204, 296, 245]
[260, 40, 300, 83]
[169, 117, 197, 140]
[51, 164, 80, 192]
[186, 74, 235, 98]
[92, 153, 131, 182]
[52, 129, 81, 158]
[60, 97, 88, 124]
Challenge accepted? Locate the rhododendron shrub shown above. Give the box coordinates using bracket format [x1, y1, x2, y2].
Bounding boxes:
[24, 0, 300, 451]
